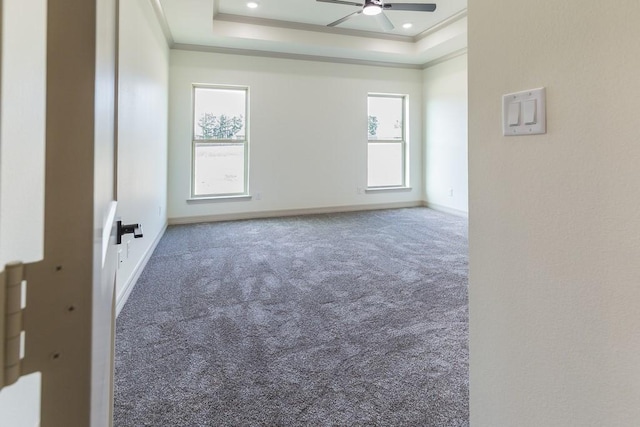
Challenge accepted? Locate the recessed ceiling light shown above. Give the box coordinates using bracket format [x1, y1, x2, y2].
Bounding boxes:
[247, 2, 258, 9]
[402, 23, 413, 29]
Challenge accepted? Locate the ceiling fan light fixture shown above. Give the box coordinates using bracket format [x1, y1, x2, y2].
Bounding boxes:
[362, 3, 382, 16]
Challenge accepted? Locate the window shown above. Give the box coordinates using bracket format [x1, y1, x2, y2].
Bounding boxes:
[367, 94, 407, 188]
[192, 85, 248, 198]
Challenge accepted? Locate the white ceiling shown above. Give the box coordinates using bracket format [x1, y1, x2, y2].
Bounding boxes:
[157, 0, 468, 66]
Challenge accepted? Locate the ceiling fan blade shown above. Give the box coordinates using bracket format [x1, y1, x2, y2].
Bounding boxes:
[383, 3, 437, 12]
[328, 10, 363, 27]
[316, 0, 364, 7]
[375, 12, 395, 31]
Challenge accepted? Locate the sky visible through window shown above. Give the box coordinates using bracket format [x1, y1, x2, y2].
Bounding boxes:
[193, 87, 248, 196]
[194, 87, 246, 139]
[367, 95, 405, 187]
[368, 96, 403, 140]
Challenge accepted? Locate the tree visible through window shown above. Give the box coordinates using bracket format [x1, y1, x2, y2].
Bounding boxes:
[192, 86, 248, 197]
[368, 115, 379, 137]
[197, 113, 244, 140]
[367, 94, 407, 188]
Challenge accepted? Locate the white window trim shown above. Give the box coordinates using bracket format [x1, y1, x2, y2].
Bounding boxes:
[364, 186, 412, 193]
[187, 194, 253, 203]
[366, 93, 409, 190]
[190, 84, 250, 200]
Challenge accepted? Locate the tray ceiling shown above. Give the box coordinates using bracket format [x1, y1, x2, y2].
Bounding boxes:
[156, 0, 467, 66]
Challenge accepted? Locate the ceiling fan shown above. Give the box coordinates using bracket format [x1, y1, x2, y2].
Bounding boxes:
[316, 0, 436, 31]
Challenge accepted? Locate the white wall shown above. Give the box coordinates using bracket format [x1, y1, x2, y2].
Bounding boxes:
[116, 0, 169, 303]
[469, 1, 640, 426]
[423, 53, 468, 214]
[168, 50, 423, 221]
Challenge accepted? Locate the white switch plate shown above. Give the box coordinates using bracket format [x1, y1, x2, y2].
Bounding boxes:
[502, 87, 546, 136]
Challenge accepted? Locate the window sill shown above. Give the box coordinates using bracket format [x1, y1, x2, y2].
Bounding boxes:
[365, 186, 412, 193]
[187, 194, 252, 203]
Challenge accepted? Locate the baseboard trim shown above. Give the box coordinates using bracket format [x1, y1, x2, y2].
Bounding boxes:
[115, 221, 168, 317]
[423, 201, 468, 218]
[168, 201, 423, 225]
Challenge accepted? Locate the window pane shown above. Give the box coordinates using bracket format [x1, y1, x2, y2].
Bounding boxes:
[368, 143, 403, 187]
[368, 96, 403, 140]
[194, 88, 246, 140]
[194, 144, 245, 195]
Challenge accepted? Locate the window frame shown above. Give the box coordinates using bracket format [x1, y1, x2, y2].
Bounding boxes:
[366, 93, 409, 190]
[191, 84, 250, 199]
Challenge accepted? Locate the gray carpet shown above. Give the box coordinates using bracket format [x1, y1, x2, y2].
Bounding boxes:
[114, 207, 469, 426]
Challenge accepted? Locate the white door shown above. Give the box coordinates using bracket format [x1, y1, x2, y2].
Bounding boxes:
[0, 0, 119, 426]
[0, 0, 47, 424]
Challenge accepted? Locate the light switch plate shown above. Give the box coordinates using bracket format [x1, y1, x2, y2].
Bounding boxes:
[502, 87, 546, 136]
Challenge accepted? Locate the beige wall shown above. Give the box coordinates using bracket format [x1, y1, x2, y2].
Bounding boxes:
[469, 1, 640, 425]
[423, 53, 468, 214]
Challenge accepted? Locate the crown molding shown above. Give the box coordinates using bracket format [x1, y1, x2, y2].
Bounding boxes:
[172, 43, 424, 70]
[413, 8, 467, 42]
[212, 0, 219, 19]
[214, 13, 414, 43]
[149, 0, 175, 47]
[421, 47, 467, 69]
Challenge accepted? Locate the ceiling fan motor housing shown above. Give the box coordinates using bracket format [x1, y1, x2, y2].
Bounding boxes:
[318, 0, 437, 29]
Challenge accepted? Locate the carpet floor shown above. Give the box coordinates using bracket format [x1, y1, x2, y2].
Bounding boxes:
[114, 207, 469, 426]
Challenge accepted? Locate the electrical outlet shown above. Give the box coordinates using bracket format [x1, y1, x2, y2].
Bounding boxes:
[254, 192, 262, 201]
[448, 188, 454, 197]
